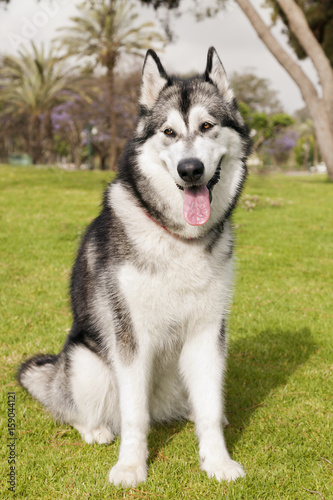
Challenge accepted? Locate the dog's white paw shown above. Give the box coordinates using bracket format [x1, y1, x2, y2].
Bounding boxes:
[109, 461, 147, 487]
[76, 425, 114, 445]
[92, 427, 114, 444]
[201, 458, 245, 482]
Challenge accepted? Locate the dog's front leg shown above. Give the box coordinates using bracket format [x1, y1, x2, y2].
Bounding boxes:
[109, 356, 149, 488]
[180, 325, 245, 482]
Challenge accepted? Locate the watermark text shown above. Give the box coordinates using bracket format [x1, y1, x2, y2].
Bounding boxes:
[7, 392, 16, 493]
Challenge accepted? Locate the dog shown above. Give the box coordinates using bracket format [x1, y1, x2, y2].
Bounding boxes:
[18, 47, 251, 487]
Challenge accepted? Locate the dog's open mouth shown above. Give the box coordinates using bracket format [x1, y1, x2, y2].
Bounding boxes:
[183, 185, 211, 226]
[178, 162, 222, 227]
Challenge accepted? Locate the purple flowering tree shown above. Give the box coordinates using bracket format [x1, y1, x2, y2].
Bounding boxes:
[267, 130, 299, 166]
[52, 70, 141, 169]
[52, 99, 86, 168]
[0, 43, 91, 164]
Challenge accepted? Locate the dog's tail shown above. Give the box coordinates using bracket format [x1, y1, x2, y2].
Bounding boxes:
[18, 353, 72, 422]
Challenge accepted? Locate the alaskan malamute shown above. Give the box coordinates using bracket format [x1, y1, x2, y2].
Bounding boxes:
[19, 47, 251, 487]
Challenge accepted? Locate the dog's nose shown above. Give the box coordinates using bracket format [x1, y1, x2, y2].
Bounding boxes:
[177, 158, 204, 183]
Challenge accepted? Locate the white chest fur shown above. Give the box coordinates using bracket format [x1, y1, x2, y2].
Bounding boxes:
[111, 182, 234, 350]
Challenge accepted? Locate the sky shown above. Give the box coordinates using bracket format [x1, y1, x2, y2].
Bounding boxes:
[0, 0, 320, 114]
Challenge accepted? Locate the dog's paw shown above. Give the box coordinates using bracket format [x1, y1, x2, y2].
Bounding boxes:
[201, 458, 245, 482]
[76, 425, 114, 445]
[92, 427, 114, 444]
[109, 461, 147, 488]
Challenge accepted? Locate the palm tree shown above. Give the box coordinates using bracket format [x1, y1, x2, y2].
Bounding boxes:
[57, 0, 165, 170]
[0, 42, 90, 164]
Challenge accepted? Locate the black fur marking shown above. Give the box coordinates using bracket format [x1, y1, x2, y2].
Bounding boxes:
[144, 49, 169, 83]
[204, 46, 216, 83]
[180, 83, 191, 116]
[135, 119, 159, 145]
[17, 353, 59, 386]
[206, 158, 222, 201]
[204, 46, 228, 92]
[17, 353, 59, 397]
[231, 97, 239, 112]
[226, 237, 234, 260]
[111, 284, 138, 362]
[64, 324, 107, 361]
[219, 318, 226, 351]
[205, 222, 225, 254]
[222, 115, 249, 139]
[66, 195, 140, 363]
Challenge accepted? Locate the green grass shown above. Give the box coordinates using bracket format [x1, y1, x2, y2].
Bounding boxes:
[1, 165, 332, 499]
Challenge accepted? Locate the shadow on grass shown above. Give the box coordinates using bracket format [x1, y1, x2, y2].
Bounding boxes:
[225, 327, 317, 448]
[148, 420, 188, 466]
[147, 327, 317, 464]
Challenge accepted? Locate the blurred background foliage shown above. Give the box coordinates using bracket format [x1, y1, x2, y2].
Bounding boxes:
[0, 0, 325, 172]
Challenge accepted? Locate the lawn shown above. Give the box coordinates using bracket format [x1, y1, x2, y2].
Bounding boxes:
[1, 165, 332, 499]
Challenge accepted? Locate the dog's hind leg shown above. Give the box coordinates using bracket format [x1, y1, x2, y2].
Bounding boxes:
[18, 346, 120, 444]
[68, 345, 120, 444]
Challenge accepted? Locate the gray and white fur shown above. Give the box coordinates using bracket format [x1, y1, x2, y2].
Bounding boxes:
[18, 47, 251, 487]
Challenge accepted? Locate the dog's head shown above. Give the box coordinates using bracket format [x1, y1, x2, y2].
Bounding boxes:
[130, 48, 251, 237]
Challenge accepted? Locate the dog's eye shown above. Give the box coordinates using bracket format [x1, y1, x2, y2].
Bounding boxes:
[164, 128, 175, 137]
[201, 122, 214, 131]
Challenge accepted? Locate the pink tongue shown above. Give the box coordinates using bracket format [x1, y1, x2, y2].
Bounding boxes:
[183, 185, 211, 226]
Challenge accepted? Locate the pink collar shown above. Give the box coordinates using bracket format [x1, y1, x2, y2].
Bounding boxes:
[143, 210, 194, 241]
[144, 209, 224, 241]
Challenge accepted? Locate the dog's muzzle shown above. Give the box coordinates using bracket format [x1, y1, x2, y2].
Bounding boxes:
[176, 156, 223, 202]
[176, 156, 223, 226]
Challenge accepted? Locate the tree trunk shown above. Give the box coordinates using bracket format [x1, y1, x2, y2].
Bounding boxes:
[43, 110, 54, 165]
[235, 0, 333, 180]
[275, 0, 333, 114]
[307, 98, 333, 175]
[253, 132, 265, 152]
[100, 154, 108, 171]
[29, 114, 42, 164]
[313, 135, 318, 168]
[73, 145, 82, 169]
[107, 66, 118, 172]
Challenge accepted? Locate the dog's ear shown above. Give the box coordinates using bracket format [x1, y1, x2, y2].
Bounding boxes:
[205, 47, 232, 99]
[140, 50, 168, 109]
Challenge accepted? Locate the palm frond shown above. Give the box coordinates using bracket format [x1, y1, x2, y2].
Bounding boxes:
[55, 0, 165, 70]
[0, 42, 92, 116]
